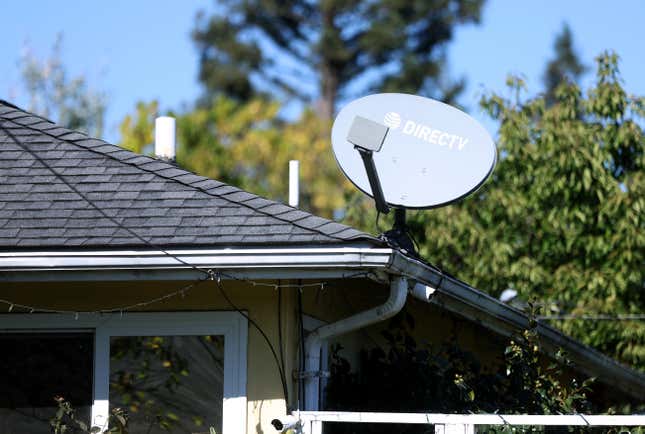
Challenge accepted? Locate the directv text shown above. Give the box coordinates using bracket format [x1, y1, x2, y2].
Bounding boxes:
[401, 120, 468, 151]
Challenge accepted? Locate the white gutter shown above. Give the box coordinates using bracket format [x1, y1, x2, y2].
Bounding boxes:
[0, 247, 393, 281]
[303, 276, 408, 410]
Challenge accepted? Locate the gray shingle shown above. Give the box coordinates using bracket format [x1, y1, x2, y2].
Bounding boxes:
[0, 99, 379, 249]
[259, 203, 293, 215]
[58, 131, 89, 141]
[174, 173, 208, 184]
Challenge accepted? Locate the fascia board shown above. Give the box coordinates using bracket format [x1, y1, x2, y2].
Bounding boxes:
[388, 251, 645, 400]
[0, 246, 394, 281]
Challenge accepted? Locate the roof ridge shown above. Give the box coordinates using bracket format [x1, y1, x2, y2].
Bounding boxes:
[0, 101, 378, 245]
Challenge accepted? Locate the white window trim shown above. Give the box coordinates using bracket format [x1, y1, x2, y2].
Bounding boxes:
[0, 312, 247, 434]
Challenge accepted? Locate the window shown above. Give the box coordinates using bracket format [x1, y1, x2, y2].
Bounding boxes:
[0, 312, 247, 434]
[0, 332, 93, 433]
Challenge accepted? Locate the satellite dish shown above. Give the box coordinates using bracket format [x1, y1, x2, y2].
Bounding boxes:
[331, 93, 496, 210]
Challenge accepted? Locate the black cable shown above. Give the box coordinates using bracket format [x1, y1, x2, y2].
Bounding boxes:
[214, 274, 289, 404]
[375, 210, 383, 233]
[277, 281, 286, 395]
[297, 281, 306, 410]
[405, 226, 421, 253]
[1, 122, 292, 405]
[0, 123, 210, 276]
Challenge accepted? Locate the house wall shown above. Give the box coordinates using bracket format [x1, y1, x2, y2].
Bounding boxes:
[1, 276, 503, 432]
[6, 276, 613, 431]
[301, 279, 508, 379]
[0, 278, 299, 434]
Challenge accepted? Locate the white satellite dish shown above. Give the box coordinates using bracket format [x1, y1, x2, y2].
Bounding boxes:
[332, 93, 496, 210]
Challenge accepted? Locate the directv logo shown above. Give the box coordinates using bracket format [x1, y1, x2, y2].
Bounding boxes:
[383, 112, 401, 129]
[383, 111, 467, 151]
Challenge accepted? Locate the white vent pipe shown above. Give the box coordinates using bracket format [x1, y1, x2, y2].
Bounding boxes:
[289, 160, 299, 207]
[155, 116, 176, 160]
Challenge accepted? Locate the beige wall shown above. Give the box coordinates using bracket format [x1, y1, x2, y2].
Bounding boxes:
[0, 279, 295, 433]
[301, 278, 506, 369]
[0, 276, 507, 433]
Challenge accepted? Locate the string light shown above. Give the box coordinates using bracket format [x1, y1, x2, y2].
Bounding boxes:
[0, 119, 375, 407]
[0, 270, 371, 316]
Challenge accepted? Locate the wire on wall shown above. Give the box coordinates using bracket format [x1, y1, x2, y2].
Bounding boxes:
[0, 121, 372, 406]
[212, 271, 290, 405]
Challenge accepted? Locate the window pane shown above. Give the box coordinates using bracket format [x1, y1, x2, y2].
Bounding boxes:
[0, 333, 93, 434]
[110, 335, 224, 433]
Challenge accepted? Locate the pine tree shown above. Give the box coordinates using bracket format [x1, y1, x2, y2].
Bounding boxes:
[543, 23, 587, 105]
[192, 0, 484, 119]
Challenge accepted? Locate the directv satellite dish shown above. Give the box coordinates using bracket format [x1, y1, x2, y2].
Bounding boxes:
[331, 93, 496, 254]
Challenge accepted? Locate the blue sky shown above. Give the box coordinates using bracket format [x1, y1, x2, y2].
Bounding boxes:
[2, 0, 644, 143]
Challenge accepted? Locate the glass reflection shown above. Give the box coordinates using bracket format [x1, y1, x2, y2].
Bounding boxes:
[110, 335, 224, 433]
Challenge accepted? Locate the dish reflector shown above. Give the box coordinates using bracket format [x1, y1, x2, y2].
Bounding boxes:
[331, 93, 496, 209]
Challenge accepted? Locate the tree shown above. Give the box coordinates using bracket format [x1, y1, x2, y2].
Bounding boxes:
[192, 0, 484, 119]
[378, 52, 643, 369]
[118, 100, 158, 155]
[118, 97, 353, 216]
[19, 34, 106, 137]
[543, 23, 587, 105]
[325, 305, 596, 434]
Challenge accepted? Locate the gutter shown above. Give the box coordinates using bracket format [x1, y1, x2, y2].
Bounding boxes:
[0, 247, 393, 282]
[3, 245, 642, 400]
[389, 251, 645, 400]
[303, 276, 408, 410]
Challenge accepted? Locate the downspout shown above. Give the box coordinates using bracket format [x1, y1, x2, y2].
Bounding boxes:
[303, 276, 408, 410]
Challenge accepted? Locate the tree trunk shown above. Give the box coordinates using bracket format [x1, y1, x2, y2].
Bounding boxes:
[318, 3, 339, 121]
[320, 64, 338, 121]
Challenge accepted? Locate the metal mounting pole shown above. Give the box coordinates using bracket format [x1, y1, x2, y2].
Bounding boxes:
[357, 149, 390, 214]
[383, 207, 418, 258]
[394, 208, 406, 229]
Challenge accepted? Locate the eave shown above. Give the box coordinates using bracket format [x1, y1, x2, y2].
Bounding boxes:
[1, 245, 642, 400]
[0, 246, 393, 282]
[389, 252, 645, 401]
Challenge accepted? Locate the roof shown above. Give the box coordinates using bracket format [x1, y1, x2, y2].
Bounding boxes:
[0, 100, 379, 249]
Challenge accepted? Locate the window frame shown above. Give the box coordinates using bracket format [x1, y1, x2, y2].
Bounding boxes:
[0, 312, 247, 434]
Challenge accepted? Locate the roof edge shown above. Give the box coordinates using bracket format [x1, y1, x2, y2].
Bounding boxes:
[387, 251, 645, 401]
[0, 246, 393, 282]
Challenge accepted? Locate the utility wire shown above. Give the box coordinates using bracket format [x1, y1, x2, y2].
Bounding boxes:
[539, 314, 645, 321]
[277, 281, 286, 400]
[297, 281, 306, 410]
[0, 120, 376, 406]
[213, 272, 289, 404]
[0, 279, 207, 315]
[0, 121, 293, 403]
[0, 123, 210, 276]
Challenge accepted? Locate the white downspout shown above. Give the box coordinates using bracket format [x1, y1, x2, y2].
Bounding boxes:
[303, 276, 408, 410]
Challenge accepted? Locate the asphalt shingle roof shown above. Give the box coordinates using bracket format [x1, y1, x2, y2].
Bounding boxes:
[0, 100, 379, 249]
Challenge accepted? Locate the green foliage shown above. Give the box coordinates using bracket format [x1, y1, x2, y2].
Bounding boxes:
[118, 96, 353, 217]
[346, 52, 644, 369]
[192, 0, 484, 118]
[325, 307, 595, 434]
[50, 396, 127, 434]
[118, 100, 158, 154]
[502, 302, 594, 414]
[118, 52, 642, 372]
[20, 34, 106, 137]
